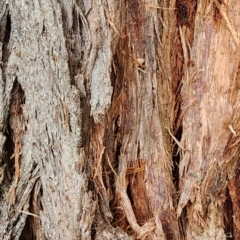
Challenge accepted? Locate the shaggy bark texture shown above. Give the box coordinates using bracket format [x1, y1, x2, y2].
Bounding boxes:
[0, 0, 240, 239]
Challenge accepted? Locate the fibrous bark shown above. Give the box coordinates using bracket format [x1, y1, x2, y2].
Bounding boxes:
[177, 1, 240, 239]
[0, 0, 240, 240]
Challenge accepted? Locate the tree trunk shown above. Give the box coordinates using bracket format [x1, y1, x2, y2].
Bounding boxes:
[0, 0, 239, 239]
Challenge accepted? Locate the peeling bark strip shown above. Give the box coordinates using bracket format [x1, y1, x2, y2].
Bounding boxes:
[0, 0, 240, 239]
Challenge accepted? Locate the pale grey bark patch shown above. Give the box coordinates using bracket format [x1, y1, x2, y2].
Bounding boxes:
[0, 0, 86, 239]
[86, 3, 113, 123]
[90, 42, 113, 123]
[74, 73, 86, 97]
[83, 0, 92, 14]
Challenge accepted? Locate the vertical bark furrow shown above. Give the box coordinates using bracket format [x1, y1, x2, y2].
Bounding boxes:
[2, 12, 11, 85]
[223, 187, 234, 239]
[6, 79, 25, 200]
[0, 3, 11, 187]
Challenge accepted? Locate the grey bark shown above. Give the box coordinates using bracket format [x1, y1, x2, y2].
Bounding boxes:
[0, 0, 129, 239]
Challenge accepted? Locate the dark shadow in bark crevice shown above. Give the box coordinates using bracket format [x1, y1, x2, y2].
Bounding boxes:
[91, 217, 97, 240]
[4, 79, 25, 181]
[179, 205, 187, 239]
[2, 11, 11, 86]
[172, 125, 182, 192]
[19, 180, 43, 240]
[223, 188, 234, 239]
[0, 78, 25, 202]
[104, 126, 123, 227]
[2, 123, 14, 181]
[19, 216, 34, 240]
[176, 0, 197, 32]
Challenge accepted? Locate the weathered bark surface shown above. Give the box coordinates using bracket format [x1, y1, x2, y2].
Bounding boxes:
[177, 1, 240, 239]
[0, 0, 240, 239]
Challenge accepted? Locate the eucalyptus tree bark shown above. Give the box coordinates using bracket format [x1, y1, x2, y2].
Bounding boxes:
[0, 0, 240, 239]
